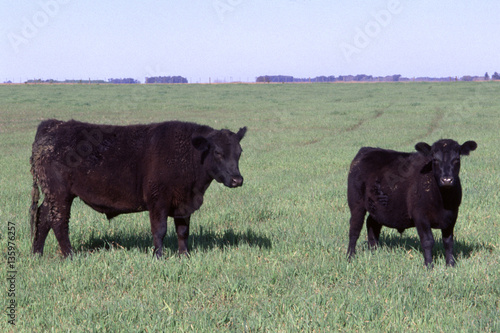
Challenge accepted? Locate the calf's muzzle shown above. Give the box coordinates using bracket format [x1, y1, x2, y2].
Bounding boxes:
[439, 177, 454, 186]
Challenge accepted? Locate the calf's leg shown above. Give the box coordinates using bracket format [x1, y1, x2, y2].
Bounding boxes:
[174, 217, 190, 255]
[441, 227, 455, 267]
[415, 222, 435, 267]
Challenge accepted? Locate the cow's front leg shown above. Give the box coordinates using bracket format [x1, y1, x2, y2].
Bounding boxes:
[415, 222, 435, 268]
[441, 227, 455, 267]
[149, 208, 167, 258]
[174, 216, 190, 256]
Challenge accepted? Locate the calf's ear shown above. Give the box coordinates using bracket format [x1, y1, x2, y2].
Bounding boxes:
[415, 142, 431, 155]
[192, 136, 210, 151]
[236, 127, 247, 141]
[460, 141, 477, 155]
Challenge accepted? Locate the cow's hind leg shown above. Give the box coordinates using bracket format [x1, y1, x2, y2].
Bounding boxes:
[50, 196, 74, 258]
[32, 199, 52, 255]
[366, 215, 382, 250]
[347, 206, 366, 259]
[33, 196, 73, 257]
[174, 217, 190, 256]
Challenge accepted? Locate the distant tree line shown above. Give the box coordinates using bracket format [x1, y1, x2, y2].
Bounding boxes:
[145, 76, 188, 84]
[23, 78, 140, 84]
[22, 77, 188, 84]
[256, 75, 294, 83]
[24, 79, 107, 84]
[256, 73, 500, 83]
[257, 74, 403, 83]
[15, 72, 500, 85]
[107, 78, 140, 84]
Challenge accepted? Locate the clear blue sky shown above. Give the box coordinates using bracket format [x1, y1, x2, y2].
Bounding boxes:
[1, 0, 499, 83]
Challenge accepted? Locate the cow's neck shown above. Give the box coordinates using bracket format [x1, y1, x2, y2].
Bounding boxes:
[438, 182, 462, 210]
[194, 172, 214, 195]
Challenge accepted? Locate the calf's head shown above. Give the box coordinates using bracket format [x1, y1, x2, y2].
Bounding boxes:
[415, 139, 477, 187]
[192, 127, 247, 188]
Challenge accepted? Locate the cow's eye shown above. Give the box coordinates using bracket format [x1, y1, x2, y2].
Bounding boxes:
[214, 150, 223, 159]
[452, 158, 459, 165]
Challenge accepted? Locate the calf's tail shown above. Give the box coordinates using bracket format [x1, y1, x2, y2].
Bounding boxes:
[30, 156, 40, 240]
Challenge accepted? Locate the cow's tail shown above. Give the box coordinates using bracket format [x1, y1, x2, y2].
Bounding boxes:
[29, 156, 40, 240]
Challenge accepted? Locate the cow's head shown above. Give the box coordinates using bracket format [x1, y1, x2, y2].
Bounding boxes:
[415, 139, 477, 187]
[192, 127, 247, 188]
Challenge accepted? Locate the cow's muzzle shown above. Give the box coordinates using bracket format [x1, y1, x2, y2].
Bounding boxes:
[230, 175, 244, 187]
[440, 177, 454, 186]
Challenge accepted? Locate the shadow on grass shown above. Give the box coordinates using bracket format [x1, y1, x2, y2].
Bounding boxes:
[78, 226, 272, 256]
[373, 233, 493, 261]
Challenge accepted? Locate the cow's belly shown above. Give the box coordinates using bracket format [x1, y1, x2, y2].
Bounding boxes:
[79, 194, 145, 217]
[369, 211, 415, 230]
[73, 182, 145, 217]
[81, 197, 145, 215]
[365, 188, 414, 229]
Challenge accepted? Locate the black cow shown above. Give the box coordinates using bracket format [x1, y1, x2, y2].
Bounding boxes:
[30, 119, 247, 258]
[347, 139, 477, 266]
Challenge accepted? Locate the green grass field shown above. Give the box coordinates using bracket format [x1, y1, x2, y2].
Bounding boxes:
[1, 82, 499, 332]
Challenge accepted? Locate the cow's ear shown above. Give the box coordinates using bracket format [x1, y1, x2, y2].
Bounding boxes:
[236, 127, 247, 141]
[460, 141, 477, 155]
[192, 136, 210, 151]
[415, 142, 432, 155]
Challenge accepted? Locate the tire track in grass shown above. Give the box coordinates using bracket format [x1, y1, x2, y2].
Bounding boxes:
[401, 107, 445, 147]
[294, 104, 389, 147]
[417, 107, 445, 140]
[342, 104, 389, 134]
[295, 108, 385, 147]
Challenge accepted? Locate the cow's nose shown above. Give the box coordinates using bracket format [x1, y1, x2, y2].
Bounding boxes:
[440, 177, 454, 186]
[231, 176, 243, 187]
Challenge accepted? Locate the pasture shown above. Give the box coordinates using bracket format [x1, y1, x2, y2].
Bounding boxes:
[1, 82, 499, 331]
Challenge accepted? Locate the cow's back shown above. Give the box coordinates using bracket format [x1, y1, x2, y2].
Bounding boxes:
[32, 119, 146, 177]
[348, 147, 409, 194]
